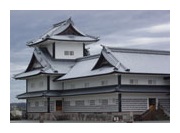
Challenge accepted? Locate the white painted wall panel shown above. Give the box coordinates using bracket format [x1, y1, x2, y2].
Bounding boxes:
[27, 75, 47, 92]
[64, 74, 118, 90]
[50, 76, 63, 90]
[121, 74, 169, 85]
[55, 41, 83, 59]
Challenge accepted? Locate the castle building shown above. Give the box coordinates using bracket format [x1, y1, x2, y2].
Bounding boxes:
[14, 18, 170, 119]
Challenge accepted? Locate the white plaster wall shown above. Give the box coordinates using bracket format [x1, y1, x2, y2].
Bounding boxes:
[50, 76, 63, 90]
[121, 74, 169, 85]
[27, 75, 47, 92]
[64, 74, 118, 90]
[55, 41, 83, 59]
[64, 93, 118, 102]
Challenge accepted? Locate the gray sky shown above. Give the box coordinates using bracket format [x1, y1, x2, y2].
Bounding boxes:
[10, 10, 170, 103]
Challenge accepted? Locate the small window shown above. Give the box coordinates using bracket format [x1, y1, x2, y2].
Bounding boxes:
[75, 100, 84, 106]
[102, 99, 108, 105]
[70, 101, 75, 106]
[148, 79, 156, 85]
[112, 98, 118, 104]
[70, 51, 74, 55]
[99, 99, 102, 105]
[90, 100, 95, 106]
[50, 101, 54, 112]
[35, 101, 39, 107]
[129, 79, 138, 85]
[101, 80, 108, 86]
[64, 51, 74, 56]
[84, 83, 89, 88]
[85, 100, 90, 106]
[64, 51, 69, 55]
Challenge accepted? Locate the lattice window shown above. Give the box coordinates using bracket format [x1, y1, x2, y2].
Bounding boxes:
[35, 101, 39, 107]
[84, 83, 89, 88]
[75, 100, 84, 106]
[89, 100, 95, 106]
[129, 79, 138, 85]
[148, 79, 156, 85]
[101, 80, 108, 86]
[101, 99, 108, 106]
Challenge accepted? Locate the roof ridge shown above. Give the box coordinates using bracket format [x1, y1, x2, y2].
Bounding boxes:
[108, 47, 170, 55]
[53, 17, 73, 27]
[76, 54, 100, 61]
[34, 47, 56, 73]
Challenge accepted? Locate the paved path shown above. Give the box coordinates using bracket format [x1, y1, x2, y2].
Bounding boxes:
[10, 120, 170, 123]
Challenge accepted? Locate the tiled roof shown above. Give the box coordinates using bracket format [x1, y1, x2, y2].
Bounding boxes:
[57, 46, 170, 81]
[14, 47, 75, 79]
[27, 18, 99, 46]
[17, 85, 169, 99]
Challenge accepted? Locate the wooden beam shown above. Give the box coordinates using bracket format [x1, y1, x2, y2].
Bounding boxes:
[52, 42, 55, 58]
[118, 93, 122, 112]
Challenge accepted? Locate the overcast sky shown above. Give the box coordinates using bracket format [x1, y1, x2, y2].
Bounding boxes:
[10, 10, 170, 103]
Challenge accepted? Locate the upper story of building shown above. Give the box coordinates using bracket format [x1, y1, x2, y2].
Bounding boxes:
[27, 18, 99, 60]
[14, 18, 170, 94]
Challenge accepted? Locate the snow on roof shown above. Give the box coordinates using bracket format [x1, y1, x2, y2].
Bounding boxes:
[110, 47, 170, 74]
[57, 55, 115, 81]
[17, 84, 169, 99]
[14, 47, 75, 79]
[57, 47, 170, 81]
[14, 69, 42, 79]
[27, 18, 99, 46]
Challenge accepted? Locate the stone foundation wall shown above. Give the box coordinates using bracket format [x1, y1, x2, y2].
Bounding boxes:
[27, 112, 143, 122]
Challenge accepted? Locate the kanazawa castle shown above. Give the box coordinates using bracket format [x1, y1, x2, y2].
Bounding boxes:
[14, 18, 170, 120]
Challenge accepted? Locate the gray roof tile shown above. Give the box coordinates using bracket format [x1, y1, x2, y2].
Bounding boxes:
[57, 47, 170, 81]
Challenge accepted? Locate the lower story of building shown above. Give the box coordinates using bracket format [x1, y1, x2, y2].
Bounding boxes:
[26, 92, 170, 113]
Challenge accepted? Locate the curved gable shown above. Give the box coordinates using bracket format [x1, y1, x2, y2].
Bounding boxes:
[92, 53, 113, 70]
[25, 54, 43, 72]
[56, 24, 84, 36]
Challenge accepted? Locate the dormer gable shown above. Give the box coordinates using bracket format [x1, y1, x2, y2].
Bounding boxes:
[27, 18, 99, 47]
[92, 53, 113, 70]
[92, 46, 130, 71]
[25, 54, 43, 72]
[56, 23, 84, 36]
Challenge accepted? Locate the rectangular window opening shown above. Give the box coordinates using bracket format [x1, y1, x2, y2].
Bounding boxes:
[148, 79, 156, 85]
[84, 83, 89, 88]
[64, 51, 74, 56]
[101, 80, 108, 86]
[129, 79, 138, 85]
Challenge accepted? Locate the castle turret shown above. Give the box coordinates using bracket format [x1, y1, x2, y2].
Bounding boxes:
[27, 18, 99, 59]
